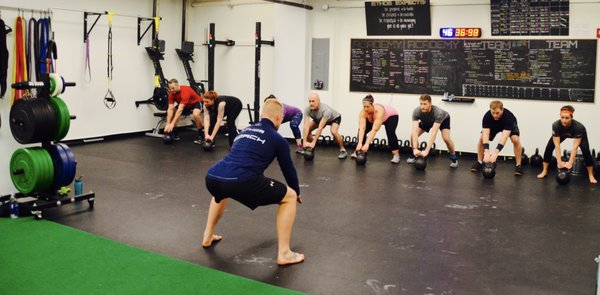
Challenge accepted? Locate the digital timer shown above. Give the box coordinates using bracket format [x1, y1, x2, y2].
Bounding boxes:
[439, 28, 482, 38]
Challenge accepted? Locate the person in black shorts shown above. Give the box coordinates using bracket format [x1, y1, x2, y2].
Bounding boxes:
[202, 98, 304, 266]
[536, 105, 597, 184]
[408, 94, 458, 168]
[203, 90, 243, 147]
[470, 100, 524, 175]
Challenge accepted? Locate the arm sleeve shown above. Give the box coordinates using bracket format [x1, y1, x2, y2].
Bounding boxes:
[482, 112, 491, 128]
[275, 137, 300, 195]
[551, 121, 560, 137]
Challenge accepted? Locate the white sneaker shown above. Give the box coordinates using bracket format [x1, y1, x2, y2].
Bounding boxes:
[406, 157, 416, 164]
[391, 154, 400, 164]
[450, 159, 459, 168]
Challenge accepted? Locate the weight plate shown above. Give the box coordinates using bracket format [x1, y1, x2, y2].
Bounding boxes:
[10, 148, 37, 194]
[49, 73, 64, 97]
[34, 148, 54, 192]
[47, 144, 70, 188]
[50, 96, 70, 141]
[9, 99, 36, 144]
[37, 99, 58, 143]
[57, 143, 76, 185]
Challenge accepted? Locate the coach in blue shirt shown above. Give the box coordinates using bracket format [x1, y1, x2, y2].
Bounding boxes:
[202, 98, 304, 266]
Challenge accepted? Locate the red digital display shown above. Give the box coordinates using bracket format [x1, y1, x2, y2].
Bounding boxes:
[440, 28, 482, 38]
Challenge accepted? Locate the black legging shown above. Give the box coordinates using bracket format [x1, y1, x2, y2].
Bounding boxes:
[542, 134, 594, 166]
[359, 115, 399, 151]
[208, 100, 242, 147]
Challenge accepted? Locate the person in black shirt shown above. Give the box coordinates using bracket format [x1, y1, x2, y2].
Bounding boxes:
[202, 98, 304, 266]
[470, 100, 524, 175]
[536, 105, 597, 184]
[203, 90, 243, 147]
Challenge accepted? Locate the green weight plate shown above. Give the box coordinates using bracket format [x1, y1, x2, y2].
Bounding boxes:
[50, 97, 70, 141]
[28, 148, 48, 193]
[38, 148, 55, 191]
[10, 148, 41, 194]
[49, 76, 57, 95]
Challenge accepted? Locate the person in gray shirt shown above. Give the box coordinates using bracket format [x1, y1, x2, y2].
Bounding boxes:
[302, 92, 348, 159]
[408, 94, 458, 168]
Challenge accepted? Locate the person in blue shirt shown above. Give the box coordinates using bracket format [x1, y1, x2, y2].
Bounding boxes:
[202, 98, 304, 266]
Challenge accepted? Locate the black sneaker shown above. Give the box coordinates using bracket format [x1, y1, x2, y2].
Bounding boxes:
[514, 165, 523, 176]
[470, 162, 483, 172]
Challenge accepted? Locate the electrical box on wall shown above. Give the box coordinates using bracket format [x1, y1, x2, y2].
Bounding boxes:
[311, 38, 330, 91]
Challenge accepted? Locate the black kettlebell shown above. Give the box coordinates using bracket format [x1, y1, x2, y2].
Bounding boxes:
[202, 140, 215, 152]
[482, 162, 496, 179]
[303, 148, 314, 161]
[530, 148, 543, 167]
[414, 156, 427, 171]
[163, 133, 174, 144]
[521, 148, 528, 166]
[355, 151, 367, 166]
[556, 169, 570, 185]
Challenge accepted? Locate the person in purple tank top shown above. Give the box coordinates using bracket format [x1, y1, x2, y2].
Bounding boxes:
[265, 95, 303, 153]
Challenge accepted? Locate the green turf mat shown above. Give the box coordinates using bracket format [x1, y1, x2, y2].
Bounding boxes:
[0, 218, 303, 295]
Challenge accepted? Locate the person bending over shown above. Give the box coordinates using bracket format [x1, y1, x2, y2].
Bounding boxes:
[536, 105, 597, 184]
[202, 99, 304, 266]
[353, 94, 400, 163]
[265, 94, 304, 153]
[408, 94, 458, 168]
[470, 100, 523, 175]
[164, 79, 204, 143]
[302, 92, 348, 159]
[203, 90, 242, 147]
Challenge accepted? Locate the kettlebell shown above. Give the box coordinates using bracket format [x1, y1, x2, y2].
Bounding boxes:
[303, 148, 314, 161]
[355, 151, 367, 166]
[530, 148, 543, 167]
[555, 169, 570, 185]
[163, 133, 174, 144]
[482, 162, 496, 179]
[414, 156, 427, 171]
[521, 148, 528, 166]
[202, 140, 215, 152]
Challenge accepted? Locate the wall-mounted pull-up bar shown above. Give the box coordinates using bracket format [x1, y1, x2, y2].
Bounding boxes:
[137, 16, 162, 45]
[83, 11, 108, 43]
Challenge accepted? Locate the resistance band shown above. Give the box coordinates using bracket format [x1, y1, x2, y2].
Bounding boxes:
[152, 16, 161, 89]
[27, 17, 37, 96]
[12, 16, 28, 104]
[104, 11, 116, 109]
[0, 18, 10, 99]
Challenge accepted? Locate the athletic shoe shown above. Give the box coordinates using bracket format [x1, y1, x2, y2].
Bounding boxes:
[351, 151, 357, 159]
[391, 154, 400, 164]
[338, 150, 348, 159]
[514, 165, 523, 176]
[406, 157, 416, 164]
[470, 162, 483, 172]
[193, 139, 203, 145]
[296, 146, 303, 154]
[450, 158, 459, 168]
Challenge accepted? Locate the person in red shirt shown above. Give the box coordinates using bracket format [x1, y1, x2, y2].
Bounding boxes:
[164, 79, 204, 143]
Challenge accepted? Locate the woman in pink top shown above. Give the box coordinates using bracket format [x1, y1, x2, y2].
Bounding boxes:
[354, 94, 401, 163]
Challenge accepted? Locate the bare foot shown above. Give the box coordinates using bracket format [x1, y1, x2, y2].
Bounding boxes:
[277, 251, 305, 266]
[202, 234, 222, 248]
[590, 177, 597, 184]
[537, 172, 547, 179]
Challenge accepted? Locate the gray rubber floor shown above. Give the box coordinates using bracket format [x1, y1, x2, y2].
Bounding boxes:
[44, 132, 600, 295]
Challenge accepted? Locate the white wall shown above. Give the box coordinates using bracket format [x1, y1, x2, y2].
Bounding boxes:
[308, 0, 600, 157]
[1, 0, 186, 192]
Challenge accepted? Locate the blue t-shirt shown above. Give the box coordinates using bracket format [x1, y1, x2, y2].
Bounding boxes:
[206, 118, 300, 195]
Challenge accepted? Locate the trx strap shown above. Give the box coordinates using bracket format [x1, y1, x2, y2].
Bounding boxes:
[153, 16, 161, 89]
[0, 18, 10, 98]
[104, 11, 116, 109]
[12, 16, 28, 104]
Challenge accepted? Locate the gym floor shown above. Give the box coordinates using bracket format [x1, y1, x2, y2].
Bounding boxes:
[44, 131, 600, 295]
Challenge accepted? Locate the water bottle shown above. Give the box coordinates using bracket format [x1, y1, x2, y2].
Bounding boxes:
[9, 195, 19, 219]
[74, 177, 83, 196]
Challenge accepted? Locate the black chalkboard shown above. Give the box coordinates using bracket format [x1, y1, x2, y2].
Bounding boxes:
[491, 0, 569, 36]
[365, 1, 431, 36]
[350, 39, 596, 102]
